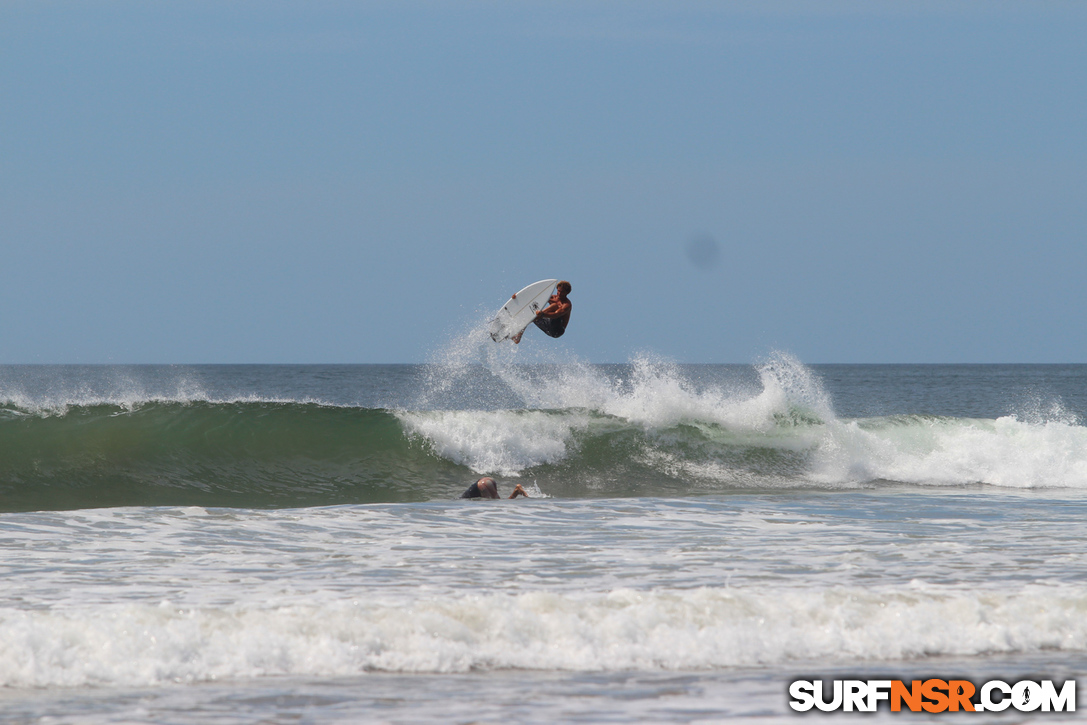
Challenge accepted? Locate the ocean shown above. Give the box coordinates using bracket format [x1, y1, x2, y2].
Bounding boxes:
[2, 347, 1086, 722]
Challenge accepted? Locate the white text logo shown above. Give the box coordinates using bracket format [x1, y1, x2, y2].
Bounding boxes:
[789, 679, 1075, 713]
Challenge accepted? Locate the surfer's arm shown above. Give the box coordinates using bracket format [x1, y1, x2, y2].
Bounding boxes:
[536, 301, 570, 318]
[509, 484, 528, 499]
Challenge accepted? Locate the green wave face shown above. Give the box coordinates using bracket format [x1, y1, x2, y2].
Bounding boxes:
[4, 393, 1086, 512]
[0, 402, 467, 512]
[0, 399, 831, 513]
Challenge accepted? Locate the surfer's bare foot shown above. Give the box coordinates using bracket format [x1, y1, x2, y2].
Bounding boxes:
[512, 331, 523, 344]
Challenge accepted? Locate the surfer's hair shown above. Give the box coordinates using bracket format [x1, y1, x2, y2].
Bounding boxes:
[557, 280, 571, 294]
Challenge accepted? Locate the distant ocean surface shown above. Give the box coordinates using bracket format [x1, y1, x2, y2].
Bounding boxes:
[2, 352, 1086, 722]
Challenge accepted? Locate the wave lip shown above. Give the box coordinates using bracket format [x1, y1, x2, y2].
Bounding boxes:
[3, 584, 1085, 688]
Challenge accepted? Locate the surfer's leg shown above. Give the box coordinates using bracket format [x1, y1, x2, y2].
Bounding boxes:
[533, 317, 564, 338]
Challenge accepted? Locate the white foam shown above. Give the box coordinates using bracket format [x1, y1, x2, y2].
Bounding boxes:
[404, 349, 830, 475]
[411, 343, 1087, 489]
[493, 352, 831, 433]
[813, 415, 1087, 489]
[3, 584, 1085, 688]
[398, 409, 594, 476]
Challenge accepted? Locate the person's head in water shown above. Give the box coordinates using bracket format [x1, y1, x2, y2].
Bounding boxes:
[460, 477, 527, 499]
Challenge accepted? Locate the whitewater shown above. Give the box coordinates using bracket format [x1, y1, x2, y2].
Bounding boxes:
[1, 353, 1086, 722]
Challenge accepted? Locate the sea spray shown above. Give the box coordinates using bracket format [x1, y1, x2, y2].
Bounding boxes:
[401, 351, 837, 483]
[397, 408, 594, 477]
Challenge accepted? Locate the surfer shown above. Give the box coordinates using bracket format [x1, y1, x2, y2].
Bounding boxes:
[511, 280, 572, 344]
[460, 477, 528, 499]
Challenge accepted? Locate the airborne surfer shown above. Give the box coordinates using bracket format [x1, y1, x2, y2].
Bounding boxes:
[511, 280, 572, 344]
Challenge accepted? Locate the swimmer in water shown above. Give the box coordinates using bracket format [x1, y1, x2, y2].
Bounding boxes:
[459, 476, 528, 499]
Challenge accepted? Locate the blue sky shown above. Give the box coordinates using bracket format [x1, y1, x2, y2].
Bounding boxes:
[3, 1, 1085, 363]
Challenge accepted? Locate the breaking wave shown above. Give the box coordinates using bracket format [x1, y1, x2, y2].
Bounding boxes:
[2, 355, 1087, 512]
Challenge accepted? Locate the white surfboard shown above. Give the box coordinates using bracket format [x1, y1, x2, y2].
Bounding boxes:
[488, 279, 558, 342]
